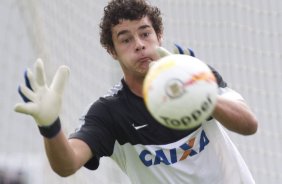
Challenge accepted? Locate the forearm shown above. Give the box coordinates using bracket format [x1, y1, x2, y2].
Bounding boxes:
[212, 96, 258, 135]
[44, 130, 79, 177]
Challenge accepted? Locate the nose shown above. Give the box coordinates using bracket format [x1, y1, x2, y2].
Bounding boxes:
[136, 45, 145, 52]
[135, 38, 145, 52]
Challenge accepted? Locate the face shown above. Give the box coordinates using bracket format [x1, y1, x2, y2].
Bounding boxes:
[111, 16, 162, 80]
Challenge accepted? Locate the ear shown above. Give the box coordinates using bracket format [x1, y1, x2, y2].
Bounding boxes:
[109, 48, 118, 60]
[157, 33, 163, 45]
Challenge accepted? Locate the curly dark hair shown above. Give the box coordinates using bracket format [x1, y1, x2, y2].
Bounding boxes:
[100, 0, 163, 54]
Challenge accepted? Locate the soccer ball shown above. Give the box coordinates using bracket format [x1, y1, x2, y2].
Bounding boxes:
[143, 54, 218, 130]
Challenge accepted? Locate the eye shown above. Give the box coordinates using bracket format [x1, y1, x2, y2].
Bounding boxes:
[121, 36, 132, 44]
[142, 32, 150, 38]
[122, 38, 130, 43]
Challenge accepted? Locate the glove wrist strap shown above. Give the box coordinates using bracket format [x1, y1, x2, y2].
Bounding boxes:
[38, 118, 61, 138]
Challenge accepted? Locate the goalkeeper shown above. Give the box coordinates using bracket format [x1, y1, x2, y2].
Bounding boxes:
[15, 0, 258, 183]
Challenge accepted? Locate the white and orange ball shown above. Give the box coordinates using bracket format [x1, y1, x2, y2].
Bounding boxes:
[143, 54, 218, 130]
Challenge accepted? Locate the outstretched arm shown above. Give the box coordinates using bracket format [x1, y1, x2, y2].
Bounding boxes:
[14, 59, 93, 176]
[212, 96, 258, 135]
[159, 45, 258, 135]
[44, 131, 92, 176]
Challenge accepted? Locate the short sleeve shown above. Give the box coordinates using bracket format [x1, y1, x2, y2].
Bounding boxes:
[69, 99, 116, 170]
[219, 87, 244, 101]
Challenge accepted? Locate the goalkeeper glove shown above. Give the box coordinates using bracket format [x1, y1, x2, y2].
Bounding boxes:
[156, 44, 195, 57]
[14, 59, 69, 138]
[173, 44, 195, 57]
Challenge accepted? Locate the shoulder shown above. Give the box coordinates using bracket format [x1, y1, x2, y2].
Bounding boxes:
[218, 87, 244, 101]
[86, 80, 128, 114]
[206, 65, 245, 101]
[103, 81, 124, 98]
[207, 65, 227, 88]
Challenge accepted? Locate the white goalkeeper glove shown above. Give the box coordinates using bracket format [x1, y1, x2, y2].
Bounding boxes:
[14, 59, 69, 128]
[156, 44, 195, 58]
[173, 44, 195, 57]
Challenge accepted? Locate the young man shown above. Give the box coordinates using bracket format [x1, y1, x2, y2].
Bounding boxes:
[15, 0, 258, 183]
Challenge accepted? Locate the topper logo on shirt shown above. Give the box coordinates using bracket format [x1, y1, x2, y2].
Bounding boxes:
[139, 130, 209, 167]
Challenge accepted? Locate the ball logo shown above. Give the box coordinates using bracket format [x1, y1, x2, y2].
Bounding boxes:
[159, 94, 213, 129]
[165, 79, 185, 98]
[185, 71, 216, 86]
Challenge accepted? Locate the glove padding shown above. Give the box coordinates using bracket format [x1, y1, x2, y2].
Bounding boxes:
[173, 44, 195, 57]
[14, 59, 69, 127]
[156, 44, 195, 58]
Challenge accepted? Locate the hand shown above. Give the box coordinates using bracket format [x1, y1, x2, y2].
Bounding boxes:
[156, 44, 195, 58]
[173, 44, 195, 57]
[14, 59, 70, 127]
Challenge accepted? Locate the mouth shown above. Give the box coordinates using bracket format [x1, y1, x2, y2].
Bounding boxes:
[136, 57, 153, 70]
[138, 57, 153, 63]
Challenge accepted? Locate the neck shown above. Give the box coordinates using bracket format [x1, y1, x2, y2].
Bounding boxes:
[124, 76, 144, 97]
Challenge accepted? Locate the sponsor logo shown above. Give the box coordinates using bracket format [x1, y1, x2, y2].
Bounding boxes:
[132, 124, 148, 130]
[139, 130, 209, 167]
